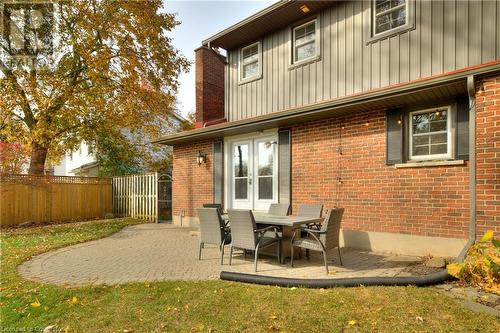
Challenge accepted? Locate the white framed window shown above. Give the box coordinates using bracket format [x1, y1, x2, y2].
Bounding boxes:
[373, 0, 408, 36]
[239, 42, 261, 82]
[408, 106, 453, 161]
[292, 19, 318, 64]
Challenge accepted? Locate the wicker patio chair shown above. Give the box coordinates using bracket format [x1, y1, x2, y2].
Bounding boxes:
[290, 208, 344, 274]
[197, 208, 231, 265]
[268, 203, 290, 216]
[297, 203, 323, 229]
[227, 209, 282, 272]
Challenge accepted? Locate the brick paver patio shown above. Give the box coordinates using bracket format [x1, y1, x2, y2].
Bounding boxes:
[18, 223, 422, 286]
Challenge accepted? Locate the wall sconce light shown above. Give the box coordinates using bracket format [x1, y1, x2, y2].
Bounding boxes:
[300, 4, 310, 13]
[197, 151, 207, 166]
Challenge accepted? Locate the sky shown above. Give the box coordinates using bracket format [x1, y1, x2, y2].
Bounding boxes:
[164, 0, 275, 118]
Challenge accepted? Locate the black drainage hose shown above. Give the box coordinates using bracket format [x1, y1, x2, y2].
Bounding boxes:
[220, 269, 451, 288]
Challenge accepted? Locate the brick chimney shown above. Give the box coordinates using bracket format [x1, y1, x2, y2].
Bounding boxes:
[195, 46, 227, 128]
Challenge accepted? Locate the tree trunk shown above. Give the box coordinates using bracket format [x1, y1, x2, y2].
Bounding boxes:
[28, 142, 48, 175]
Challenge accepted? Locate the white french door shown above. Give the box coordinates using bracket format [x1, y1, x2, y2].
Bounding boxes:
[228, 135, 278, 211]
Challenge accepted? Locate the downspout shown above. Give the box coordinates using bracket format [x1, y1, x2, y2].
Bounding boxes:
[457, 75, 477, 262]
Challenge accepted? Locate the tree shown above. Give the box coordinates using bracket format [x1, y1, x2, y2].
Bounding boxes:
[0, 0, 189, 174]
[0, 141, 29, 174]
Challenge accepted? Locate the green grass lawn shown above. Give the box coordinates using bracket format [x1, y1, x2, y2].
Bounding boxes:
[1, 219, 499, 332]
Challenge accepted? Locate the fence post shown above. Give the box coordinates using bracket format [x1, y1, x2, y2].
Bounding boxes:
[155, 172, 158, 223]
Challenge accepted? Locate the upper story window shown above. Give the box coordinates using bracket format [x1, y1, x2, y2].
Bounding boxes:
[409, 106, 452, 161]
[373, 0, 407, 36]
[292, 19, 318, 64]
[239, 42, 261, 82]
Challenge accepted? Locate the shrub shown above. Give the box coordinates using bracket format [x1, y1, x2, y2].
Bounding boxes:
[447, 230, 500, 294]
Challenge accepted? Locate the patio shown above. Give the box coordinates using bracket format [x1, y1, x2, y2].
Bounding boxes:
[18, 223, 432, 286]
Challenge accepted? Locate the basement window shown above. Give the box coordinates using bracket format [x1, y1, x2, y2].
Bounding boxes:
[239, 42, 261, 83]
[408, 106, 453, 161]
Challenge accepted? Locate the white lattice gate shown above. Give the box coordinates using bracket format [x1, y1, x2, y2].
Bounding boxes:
[112, 172, 159, 222]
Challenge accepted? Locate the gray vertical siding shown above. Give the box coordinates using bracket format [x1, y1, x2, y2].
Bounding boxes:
[225, 0, 499, 122]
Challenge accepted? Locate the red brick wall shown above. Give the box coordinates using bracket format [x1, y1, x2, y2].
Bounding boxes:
[291, 110, 470, 239]
[195, 46, 226, 128]
[172, 74, 500, 239]
[475, 74, 500, 237]
[172, 140, 215, 218]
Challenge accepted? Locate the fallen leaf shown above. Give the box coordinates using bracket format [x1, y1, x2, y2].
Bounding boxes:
[348, 320, 357, 326]
[43, 325, 58, 333]
[269, 315, 277, 320]
[328, 270, 337, 276]
[447, 263, 464, 278]
[31, 299, 41, 308]
[70, 296, 78, 305]
[290, 287, 297, 290]
[268, 324, 280, 331]
[416, 316, 424, 322]
[175, 287, 181, 291]
[480, 230, 493, 242]
[144, 282, 150, 288]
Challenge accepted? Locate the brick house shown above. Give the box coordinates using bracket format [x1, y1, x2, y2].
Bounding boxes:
[155, 0, 500, 257]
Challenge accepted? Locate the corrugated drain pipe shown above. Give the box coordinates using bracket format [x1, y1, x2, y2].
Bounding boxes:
[220, 76, 477, 288]
[220, 270, 450, 288]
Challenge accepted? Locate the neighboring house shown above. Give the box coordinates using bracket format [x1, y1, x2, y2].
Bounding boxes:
[155, 0, 500, 257]
[53, 112, 188, 176]
[52, 141, 96, 176]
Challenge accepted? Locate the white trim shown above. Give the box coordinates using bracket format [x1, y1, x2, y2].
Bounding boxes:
[292, 18, 320, 66]
[408, 106, 453, 161]
[372, 0, 409, 37]
[253, 136, 279, 210]
[395, 160, 465, 169]
[238, 41, 262, 84]
[224, 129, 279, 211]
[230, 139, 253, 208]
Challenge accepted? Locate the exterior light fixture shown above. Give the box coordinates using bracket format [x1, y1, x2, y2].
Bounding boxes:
[365, 120, 370, 127]
[397, 118, 402, 125]
[197, 151, 207, 166]
[300, 4, 310, 13]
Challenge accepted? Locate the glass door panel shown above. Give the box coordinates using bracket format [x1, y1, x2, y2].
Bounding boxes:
[253, 137, 277, 211]
[231, 141, 252, 209]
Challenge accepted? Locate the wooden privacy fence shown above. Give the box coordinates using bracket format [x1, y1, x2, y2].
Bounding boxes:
[112, 172, 158, 222]
[0, 174, 112, 227]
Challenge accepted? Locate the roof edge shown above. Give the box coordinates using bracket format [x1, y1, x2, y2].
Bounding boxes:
[202, 0, 290, 48]
[153, 61, 500, 145]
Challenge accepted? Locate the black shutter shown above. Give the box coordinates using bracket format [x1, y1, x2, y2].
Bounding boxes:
[212, 141, 223, 204]
[278, 129, 291, 205]
[386, 108, 404, 165]
[456, 96, 470, 160]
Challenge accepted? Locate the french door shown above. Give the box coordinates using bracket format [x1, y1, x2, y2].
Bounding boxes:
[229, 135, 278, 211]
